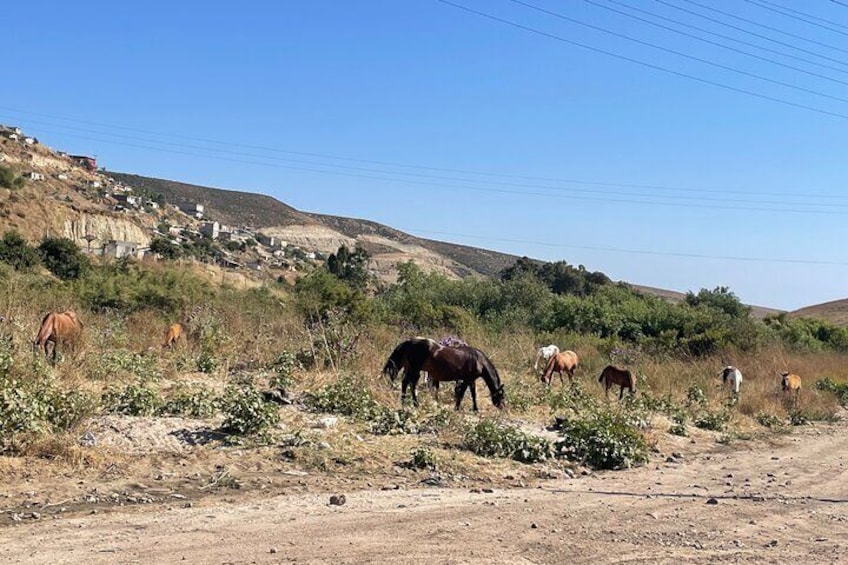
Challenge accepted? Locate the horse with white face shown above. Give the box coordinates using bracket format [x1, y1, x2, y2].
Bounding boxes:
[720, 366, 743, 395]
[534, 344, 560, 371]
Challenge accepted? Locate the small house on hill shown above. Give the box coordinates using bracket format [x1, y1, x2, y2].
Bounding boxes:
[71, 155, 97, 172]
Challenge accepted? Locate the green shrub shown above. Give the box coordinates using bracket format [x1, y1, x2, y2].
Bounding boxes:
[38, 237, 89, 280]
[305, 375, 381, 421]
[756, 412, 783, 428]
[268, 351, 300, 390]
[160, 384, 219, 418]
[408, 446, 438, 470]
[693, 409, 730, 432]
[195, 349, 220, 374]
[686, 385, 707, 407]
[92, 349, 161, 381]
[815, 377, 848, 406]
[464, 419, 554, 464]
[0, 166, 24, 190]
[47, 389, 96, 431]
[102, 381, 162, 416]
[220, 384, 280, 436]
[370, 407, 420, 435]
[554, 411, 649, 470]
[0, 231, 40, 271]
[788, 407, 840, 426]
[669, 410, 689, 436]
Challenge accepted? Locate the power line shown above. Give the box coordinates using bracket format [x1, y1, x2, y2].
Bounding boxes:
[6, 106, 848, 202]
[831, 0, 848, 9]
[507, 0, 848, 104]
[675, 0, 848, 54]
[655, 0, 848, 69]
[599, 0, 848, 76]
[435, 0, 848, 120]
[408, 228, 848, 266]
[22, 123, 848, 217]
[582, 0, 848, 87]
[741, 0, 848, 36]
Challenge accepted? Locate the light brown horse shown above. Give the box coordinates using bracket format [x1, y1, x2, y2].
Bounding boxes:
[161, 323, 184, 349]
[541, 350, 579, 386]
[781, 371, 802, 403]
[33, 310, 83, 364]
[598, 364, 636, 400]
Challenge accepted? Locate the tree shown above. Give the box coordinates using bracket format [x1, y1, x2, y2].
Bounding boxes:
[685, 287, 750, 319]
[149, 236, 182, 260]
[326, 244, 370, 289]
[0, 231, 40, 271]
[38, 237, 89, 280]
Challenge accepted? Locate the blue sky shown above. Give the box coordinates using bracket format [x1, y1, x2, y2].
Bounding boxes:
[3, 0, 848, 310]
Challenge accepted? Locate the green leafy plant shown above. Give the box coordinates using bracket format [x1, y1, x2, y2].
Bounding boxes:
[160, 384, 219, 418]
[693, 409, 730, 432]
[220, 384, 280, 436]
[102, 381, 162, 416]
[554, 411, 649, 470]
[464, 419, 554, 464]
[305, 375, 381, 421]
[408, 446, 438, 470]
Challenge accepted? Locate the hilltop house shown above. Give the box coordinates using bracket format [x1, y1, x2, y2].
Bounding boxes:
[71, 155, 97, 172]
[199, 221, 220, 239]
[179, 203, 204, 219]
[103, 240, 141, 259]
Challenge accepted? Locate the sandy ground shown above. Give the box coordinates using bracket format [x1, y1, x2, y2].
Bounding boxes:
[2, 421, 848, 564]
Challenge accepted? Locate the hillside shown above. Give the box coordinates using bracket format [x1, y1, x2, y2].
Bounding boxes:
[111, 172, 519, 280]
[791, 299, 848, 327]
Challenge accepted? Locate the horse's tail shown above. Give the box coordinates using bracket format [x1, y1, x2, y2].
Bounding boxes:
[598, 367, 606, 383]
[542, 354, 559, 382]
[34, 312, 54, 347]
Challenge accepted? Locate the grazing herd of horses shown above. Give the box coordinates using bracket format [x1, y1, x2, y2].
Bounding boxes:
[27, 309, 807, 411]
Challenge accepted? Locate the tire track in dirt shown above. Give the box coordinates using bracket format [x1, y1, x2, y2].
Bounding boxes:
[3, 423, 848, 564]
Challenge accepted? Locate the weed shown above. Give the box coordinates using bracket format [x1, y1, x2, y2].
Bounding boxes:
[220, 384, 280, 436]
[669, 410, 689, 437]
[160, 384, 219, 418]
[553, 410, 649, 470]
[755, 412, 783, 428]
[408, 446, 438, 470]
[102, 381, 162, 416]
[693, 409, 730, 432]
[305, 375, 381, 421]
[464, 419, 554, 464]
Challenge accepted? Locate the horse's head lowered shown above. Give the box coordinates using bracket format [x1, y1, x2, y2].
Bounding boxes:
[491, 384, 505, 409]
[382, 358, 400, 383]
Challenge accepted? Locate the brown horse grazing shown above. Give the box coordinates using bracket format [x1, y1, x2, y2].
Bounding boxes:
[382, 337, 505, 411]
[162, 323, 184, 349]
[33, 310, 83, 364]
[541, 350, 579, 386]
[598, 365, 636, 400]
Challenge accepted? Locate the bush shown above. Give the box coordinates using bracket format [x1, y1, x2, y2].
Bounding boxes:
[38, 237, 89, 280]
[815, 377, 848, 406]
[0, 166, 24, 190]
[305, 375, 382, 421]
[669, 410, 689, 436]
[554, 411, 649, 470]
[370, 407, 420, 435]
[788, 407, 840, 426]
[195, 349, 220, 374]
[268, 351, 300, 390]
[408, 446, 438, 470]
[693, 409, 730, 432]
[160, 384, 219, 418]
[756, 412, 783, 428]
[92, 349, 161, 382]
[0, 231, 40, 271]
[102, 382, 162, 416]
[220, 384, 280, 436]
[464, 419, 554, 464]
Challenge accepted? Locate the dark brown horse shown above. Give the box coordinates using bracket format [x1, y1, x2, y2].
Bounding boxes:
[382, 337, 505, 411]
[598, 364, 636, 400]
[33, 310, 83, 364]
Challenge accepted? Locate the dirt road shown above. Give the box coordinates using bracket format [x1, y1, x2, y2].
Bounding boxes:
[3, 423, 848, 564]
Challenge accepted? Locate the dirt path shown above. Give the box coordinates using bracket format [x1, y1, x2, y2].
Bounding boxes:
[3, 424, 848, 564]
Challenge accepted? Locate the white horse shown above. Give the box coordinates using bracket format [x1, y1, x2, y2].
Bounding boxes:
[720, 366, 743, 395]
[534, 344, 560, 371]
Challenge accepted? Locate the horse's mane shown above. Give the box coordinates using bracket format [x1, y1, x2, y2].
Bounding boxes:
[466, 346, 502, 395]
